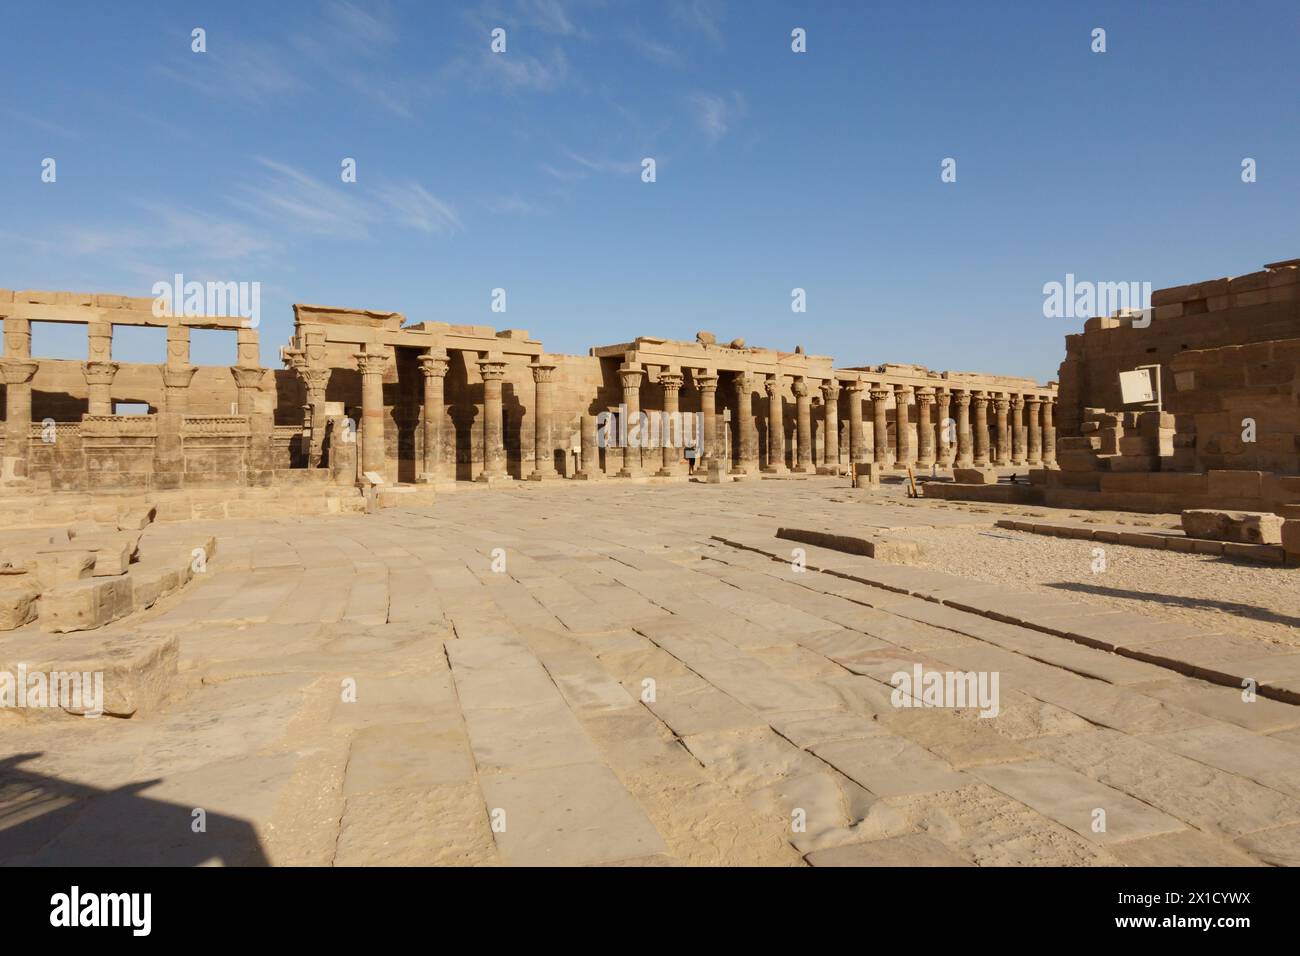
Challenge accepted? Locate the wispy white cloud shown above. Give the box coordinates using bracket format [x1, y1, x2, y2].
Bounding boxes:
[625, 29, 685, 68]
[378, 182, 463, 234]
[231, 158, 460, 239]
[688, 91, 744, 145]
[154, 42, 306, 106]
[672, 0, 726, 47]
[486, 194, 548, 216]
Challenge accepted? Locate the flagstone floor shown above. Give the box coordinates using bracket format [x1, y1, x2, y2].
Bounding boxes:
[3, 477, 1299, 866]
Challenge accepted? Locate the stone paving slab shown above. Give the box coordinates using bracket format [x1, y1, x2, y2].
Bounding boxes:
[971, 759, 1186, 845]
[805, 833, 974, 866]
[479, 763, 668, 866]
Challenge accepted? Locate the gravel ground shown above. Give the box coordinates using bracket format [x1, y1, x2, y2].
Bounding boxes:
[902, 503, 1300, 650]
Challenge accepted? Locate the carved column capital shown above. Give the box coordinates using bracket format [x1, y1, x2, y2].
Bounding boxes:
[695, 370, 719, 393]
[915, 388, 936, 406]
[356, 351, 391, 378]
[792, 377, 809, 398]
[161, 365, 197, 389]
[419, 352, 450, 380]
[820, 379, 840, 401]
[478, 359, 508, 382]
[763, 375, 782, 398]
[660, 372, 684, 392]
[297, 365, 331, 394]
[618, 366, 643, 390]
[82, 361, 119, 386]
[952, 389, 971, 408]
[231, 366, 266, 390]
[869, 386, 890, 402]
[0, 358, 38, 385]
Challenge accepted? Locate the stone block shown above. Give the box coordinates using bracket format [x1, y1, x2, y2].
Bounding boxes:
[1283, 519, 1300, 559]
[852, 462, 881, 487]
[706, 459, 726, 484]
[117, 505, 157, 531]
[39, 576, 134, 632]
[1181, 509, 1284, 544]
[953, 467, 998, 485]
[33, 550, 96, 587]
[1207, 470, 1265, 499]
[0, 581, 39, 630]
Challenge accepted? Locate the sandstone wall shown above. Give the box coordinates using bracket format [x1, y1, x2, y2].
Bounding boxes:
[1057, 262, 1300, 437]
[1168, 337, 1300, 473]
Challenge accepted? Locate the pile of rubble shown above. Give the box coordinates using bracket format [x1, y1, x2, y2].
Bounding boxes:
[0, 504, 215, 633]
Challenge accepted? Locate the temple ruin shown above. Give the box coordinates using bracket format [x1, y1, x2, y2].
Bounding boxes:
[0, 288, 1057, 496]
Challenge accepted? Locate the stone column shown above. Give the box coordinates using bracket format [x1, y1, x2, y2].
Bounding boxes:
[993, 393, 1010, 466]
[764, 374, 786, 473]
[356, 350, 390, 479]
[616, 365, 643, 477]
[156, 362, 197, 489]
[230, 366, 264, 416]
[972, 391, 990, 467]
[819, 380, 840, 473]
[893, 385, 912, 468]
[418, 351, 449, 483]
[657, 371, 684, 477]
[733, 372, 756, 474]
[696, 371, 719, 469]
[82, 362, 119, 416]
[1042, 397, 1057, 466]
[477, 357, 508, 480]
[870, 386, 890, 466]
[1009, 394, 1025, 465]
[915, 387, 935, 467]
[936, 388, 952, 466]
[953, 389, 973, 467]
[577, 414, 601, 479]
[297, 366, 331, 468]
[529, 359, 558, 480]
[846, 379, 865, 463]
[1026, 395, 1043, 466]
[1, 359, 38, 479]
[793, 377, 812, 473]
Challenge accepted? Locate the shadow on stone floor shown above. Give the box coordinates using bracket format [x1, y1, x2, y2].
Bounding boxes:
[1046, 581, 1300, 631]
[0, 753, 269, 866]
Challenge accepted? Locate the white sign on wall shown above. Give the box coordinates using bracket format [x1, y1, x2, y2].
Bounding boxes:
[1118, 368, 1155, 405]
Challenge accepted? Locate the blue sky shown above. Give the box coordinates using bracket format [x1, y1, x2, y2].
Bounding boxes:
[2, 0, 1297, 379]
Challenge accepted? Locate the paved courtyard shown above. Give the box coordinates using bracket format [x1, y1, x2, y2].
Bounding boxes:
[3, 477, 1300, 866]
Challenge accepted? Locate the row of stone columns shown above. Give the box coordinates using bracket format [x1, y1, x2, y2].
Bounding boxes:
[293, 348, 1060, 485]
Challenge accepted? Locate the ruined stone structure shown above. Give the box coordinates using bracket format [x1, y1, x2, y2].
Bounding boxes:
[1, 288, 1056, 494]
[930, 257, 1300, 516]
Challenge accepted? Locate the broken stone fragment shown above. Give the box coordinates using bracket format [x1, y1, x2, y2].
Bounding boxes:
[0, 581, 39, 630]
[1180, 509, 1283, 545]
[39, 576, 133, 633]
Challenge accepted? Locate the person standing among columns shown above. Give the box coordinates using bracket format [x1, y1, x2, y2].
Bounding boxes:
[915, 387, 935, 467]
[972, 391, 990, 467]
[529, 358, 558, 480]
[418, 350, 449, 483]
[818, 379, 839, 474]
[793, 377, 812, 473]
